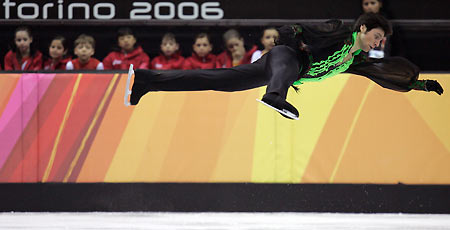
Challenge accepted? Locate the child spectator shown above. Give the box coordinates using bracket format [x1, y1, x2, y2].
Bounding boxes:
[66, 34, 103, 70]
[151, 33, 185, 70]
[4, 26, 42, 71]
[215, 29, 257, 68]
[183, 33, 216, 70]
[362, 0, 383, 14]
[43, 36, 71, 70]
[103, 27, 150, 70]
[251, 27, 279, 63]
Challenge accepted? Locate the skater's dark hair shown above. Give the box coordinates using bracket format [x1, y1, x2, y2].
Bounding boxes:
[353, 12, 392, 36]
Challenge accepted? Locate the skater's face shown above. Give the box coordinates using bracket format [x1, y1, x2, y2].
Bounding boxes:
[226, 37, 244, 53]
[118, 34, 136, 53]
[49, 39, 67, 60]
[74, 42, 94, 63]
[161, 39, 179, 57]
[193, 37, 212, 58]
[261, 29, 279, 51]
[15, 30, 32, 55]
[362, 0, 382, 14]
[359, 25, 385, 52]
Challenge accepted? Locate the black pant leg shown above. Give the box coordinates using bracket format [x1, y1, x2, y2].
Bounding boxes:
[264, 45, 300, 99]
[134, 56, 268, 92]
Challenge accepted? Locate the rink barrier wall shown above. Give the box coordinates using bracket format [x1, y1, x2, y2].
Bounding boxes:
[0, 72, 449, 184]
[0, 183, 450, 213]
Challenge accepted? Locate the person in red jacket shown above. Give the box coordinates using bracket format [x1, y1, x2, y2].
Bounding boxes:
[4, 26, 42, 71]
[43, 36, 71, 70]
[66, 34, 104, 70]
[215, 29, 257, 68]
[183, 33, 216, 70]
[103, 27, 150, 70]
[151, 33, 185, 70]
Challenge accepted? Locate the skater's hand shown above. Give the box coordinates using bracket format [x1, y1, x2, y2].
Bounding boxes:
[426, 80, 444, 95]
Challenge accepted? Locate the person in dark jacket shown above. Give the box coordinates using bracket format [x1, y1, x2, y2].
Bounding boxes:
[126, 13, 443, 120]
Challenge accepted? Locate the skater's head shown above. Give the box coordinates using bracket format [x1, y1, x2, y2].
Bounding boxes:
[13, 26, 33, 57]
[117, 27, 137, 53]
[223, 29, 245, 55]
[48, 36, 68, 60]
[160, 33, 179, 57]
[192, 33, 213, 58]
[260, 27, 279, 52]
[354, 13, 392, 52]
[361, 0, 383, 14]
[74, 34, 95, 63]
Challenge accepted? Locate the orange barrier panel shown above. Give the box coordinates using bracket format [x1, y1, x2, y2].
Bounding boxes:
[0, 73, 448, 184]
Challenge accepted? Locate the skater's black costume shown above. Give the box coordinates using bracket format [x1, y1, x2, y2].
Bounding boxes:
[130, 16, 443, 119]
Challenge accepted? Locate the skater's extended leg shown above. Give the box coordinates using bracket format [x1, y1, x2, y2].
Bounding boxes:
[264, 45, 300, 99]
[259, 45, 302, 119]
[130, 57, 268, 105]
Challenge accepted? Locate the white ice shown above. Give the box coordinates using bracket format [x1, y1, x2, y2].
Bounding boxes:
[0, 212, 450, 230]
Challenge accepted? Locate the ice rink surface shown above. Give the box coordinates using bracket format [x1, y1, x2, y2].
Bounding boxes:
[1, 212, 450, 230]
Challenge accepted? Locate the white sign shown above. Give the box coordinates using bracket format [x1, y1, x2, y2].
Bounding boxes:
[1, 0, 224, 20]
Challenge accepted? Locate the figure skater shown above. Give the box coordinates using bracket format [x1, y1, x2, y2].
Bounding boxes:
[124, 13, 443, 120]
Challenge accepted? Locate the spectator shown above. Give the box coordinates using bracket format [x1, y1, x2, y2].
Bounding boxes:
[151, 33, 185, 70]
[251, 27, 279, 63]
[183, 33, 216, 70]
[66, 34, 103, 70]
[216, 29, 257, 68]
[103, 27, 150, 70]
[43, 36, 71, 70]
[362, 0, 383, 14]
[4, 26, 42, 71]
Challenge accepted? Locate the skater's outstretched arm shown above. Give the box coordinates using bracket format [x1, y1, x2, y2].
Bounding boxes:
[346, 56, 444, 95]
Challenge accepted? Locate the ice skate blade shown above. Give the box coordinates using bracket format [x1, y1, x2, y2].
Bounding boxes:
[256, 99, 299, 120]
[124, 64, 134, 107]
